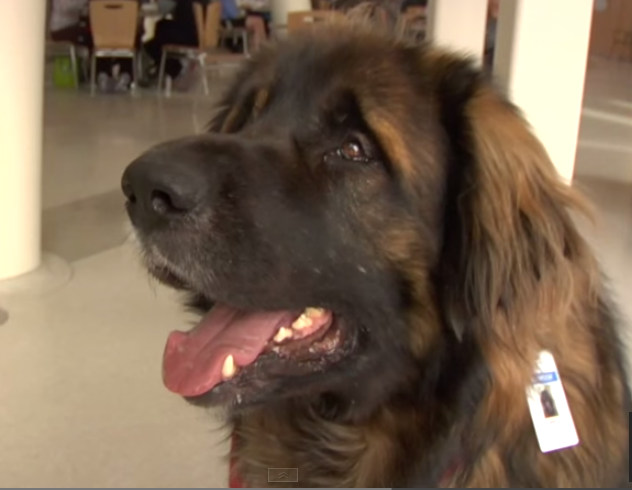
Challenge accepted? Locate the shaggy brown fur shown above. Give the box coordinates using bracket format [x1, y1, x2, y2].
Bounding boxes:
[123, 20, 630, 488]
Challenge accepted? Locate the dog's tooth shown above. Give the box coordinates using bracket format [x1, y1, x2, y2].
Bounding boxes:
[305, 307, 325, 318]
[274, 326, 293, 342]
[221, 354, 236, 380]
[292, 314, 313, 330]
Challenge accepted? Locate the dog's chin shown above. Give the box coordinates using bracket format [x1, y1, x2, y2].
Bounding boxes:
[146, 261, 360, 410]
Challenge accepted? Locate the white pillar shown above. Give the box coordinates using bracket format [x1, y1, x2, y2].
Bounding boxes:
[426, 0, 489, 64]
[271, 0, 312, 26]
[493, 0, 593, 183]
[0, 0, 45, 280]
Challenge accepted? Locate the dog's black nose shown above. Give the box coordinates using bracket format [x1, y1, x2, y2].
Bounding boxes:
[122, 145, 208, 229]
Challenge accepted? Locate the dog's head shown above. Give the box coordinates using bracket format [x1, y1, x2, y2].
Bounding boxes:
[123, 25, 588, 418]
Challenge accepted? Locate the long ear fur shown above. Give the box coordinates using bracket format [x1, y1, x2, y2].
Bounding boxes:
[432, 54, 630, 487]
[434, 55, 596, 348]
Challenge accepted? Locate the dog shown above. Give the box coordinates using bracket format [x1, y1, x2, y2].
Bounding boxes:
[122, 19, 631, 488]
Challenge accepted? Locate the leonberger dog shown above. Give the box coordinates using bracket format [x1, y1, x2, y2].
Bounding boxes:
[121, 15, 630, 488]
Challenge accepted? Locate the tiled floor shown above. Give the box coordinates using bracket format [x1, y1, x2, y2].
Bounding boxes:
[1, 86, 231, 487]
[0, 246, 229, 488]
[1, 57, 632, 487]
[575, 57, 632, 338]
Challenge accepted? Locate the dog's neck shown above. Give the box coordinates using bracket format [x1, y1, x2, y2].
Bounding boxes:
[230, 329, 489, 487]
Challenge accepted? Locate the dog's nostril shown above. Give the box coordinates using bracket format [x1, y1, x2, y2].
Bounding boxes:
[122, 155, 203, 223]
[121, 179, 137, 204]
[151, 189, 181, 215]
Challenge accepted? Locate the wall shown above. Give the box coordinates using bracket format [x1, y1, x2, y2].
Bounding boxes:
[589, 0, 632, 58]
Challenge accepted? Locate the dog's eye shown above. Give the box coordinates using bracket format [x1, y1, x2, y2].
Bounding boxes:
[338, 140, 368, 162]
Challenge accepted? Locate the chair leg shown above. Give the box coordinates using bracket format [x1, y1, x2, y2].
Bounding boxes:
[81, 50, 89, 81]
[137, 51, 144, 83]
[90, 54, 97, 96]
[157, 50, 168, 94]
[69, 46, 79, 88]
[198, 55, 209, 96]
[242, 31, 249, 57]
[131, 53, 139, 95]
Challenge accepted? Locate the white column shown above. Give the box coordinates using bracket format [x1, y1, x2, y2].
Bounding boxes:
[0, 0, 45, 280]
[493, 0, 593, 183]
[426, 0, 489, 64]
[271, 0, 311, 26]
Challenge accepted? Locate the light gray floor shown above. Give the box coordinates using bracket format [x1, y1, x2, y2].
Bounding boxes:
[1, 58, 632, 487]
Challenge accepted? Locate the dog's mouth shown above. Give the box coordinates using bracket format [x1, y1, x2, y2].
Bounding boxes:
[162, 303, 346, 398]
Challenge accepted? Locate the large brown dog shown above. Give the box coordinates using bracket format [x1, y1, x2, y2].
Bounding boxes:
[122, 21, 630, 488]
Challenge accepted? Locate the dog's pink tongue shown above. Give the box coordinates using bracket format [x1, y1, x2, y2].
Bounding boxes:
[163, 304, 297, 397]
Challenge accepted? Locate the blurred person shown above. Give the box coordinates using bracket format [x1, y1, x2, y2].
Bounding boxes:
[48, 0, 91, 45]
[144, 0, 267, 91]
[218, 0, 268, 52]
[143, 0, 205, 89]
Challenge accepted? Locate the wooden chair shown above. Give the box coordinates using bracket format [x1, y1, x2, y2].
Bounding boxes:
[286, 10, 343, 33]
[157, 1, 248, 96]
[89, 0, 140, 95]
[610, 29, 632, 61]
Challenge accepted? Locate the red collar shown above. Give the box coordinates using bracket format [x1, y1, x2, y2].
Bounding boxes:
[437, 457, 463, 487]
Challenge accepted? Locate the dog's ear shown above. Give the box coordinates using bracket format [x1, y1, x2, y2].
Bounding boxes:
[433, 55, 594, 344]
[206, 68, 259, 133]
[207, 94, 246, 133]
[207, 106, 232, 133]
